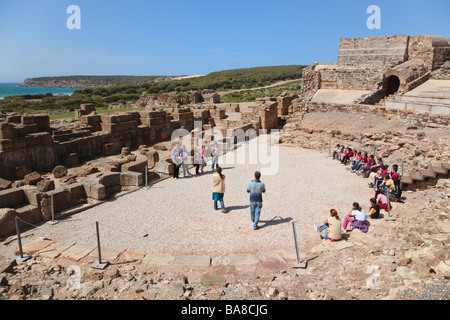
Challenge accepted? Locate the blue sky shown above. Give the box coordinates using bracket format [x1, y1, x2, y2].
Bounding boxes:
[0, 0, 449, 82]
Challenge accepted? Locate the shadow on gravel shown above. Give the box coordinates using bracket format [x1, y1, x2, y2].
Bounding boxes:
[225, 205, 250, 212]
[258, 216, 293, 229]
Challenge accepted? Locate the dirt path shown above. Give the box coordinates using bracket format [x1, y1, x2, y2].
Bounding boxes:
[216, 79, 302, 96]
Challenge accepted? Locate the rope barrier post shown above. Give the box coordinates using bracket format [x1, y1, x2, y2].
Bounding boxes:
[145, 166, 149, 189]
[373, 145, 377, 158]
[91, 221, 109, 270]
[385, 187, 396, 221]
[15, 217, 31, 263]
[50, 193, 59, 225]
[291, 222, 307, 269]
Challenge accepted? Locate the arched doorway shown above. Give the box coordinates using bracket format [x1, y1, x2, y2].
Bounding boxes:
[385, 75, 400, 96]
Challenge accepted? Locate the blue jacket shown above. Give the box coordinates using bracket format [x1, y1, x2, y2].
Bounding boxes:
[247, 180, 266, 202]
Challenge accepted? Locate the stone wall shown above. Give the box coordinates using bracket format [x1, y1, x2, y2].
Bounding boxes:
[338, 35, 409, 68]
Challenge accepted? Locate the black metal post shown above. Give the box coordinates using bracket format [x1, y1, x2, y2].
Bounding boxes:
[96, 221, 102, 263]
[15, 216, 23, 259]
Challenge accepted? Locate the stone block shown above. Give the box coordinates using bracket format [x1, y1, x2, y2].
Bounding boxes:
[174, 255, 211, 267]
[6, 115, 21, 123]
[142, 254, 175, 265]
[99, 172, 121, 188]
[46, 189, 71, 213]
[60, 242, 96, 262]
[155, 160, 174, 175]
[81, 114, 101, 125]
[36, 179, 55, 192]
[66, 182, 86, 206]
[23, 172, 42, 186]
[121, 160, 148, 175]
[83, 180, 106, 201]
[0, 123, 16, 139]
[81, 104, 96, 113]
[90, 184, 106, 200]
[146, 150, 160, 169]
[0, 188, 25, 208]
[16, 205, 42, 226]
[14, 238, 54, 256]
[100, 120, 138, 132]
[120, 172, 143, 187]
[24, 132, 52, 146]
[75, 109, 88, 118]
[0, 178, 12, 191]
[20, 185, 43, 207]
[0, 208, 17, 237]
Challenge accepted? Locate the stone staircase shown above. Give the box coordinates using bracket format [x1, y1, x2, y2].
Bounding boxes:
[401, 163, 450, 191]
[384, 82, 450, 115]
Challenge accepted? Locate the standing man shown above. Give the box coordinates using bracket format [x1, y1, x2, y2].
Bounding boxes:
[247, 171, 266, 230]
[211, 142, 219, 171]
[171, 148, 181, 180]
[180, 145, 192, 177]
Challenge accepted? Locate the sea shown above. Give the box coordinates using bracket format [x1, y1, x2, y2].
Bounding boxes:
[0, 83, 81, 99]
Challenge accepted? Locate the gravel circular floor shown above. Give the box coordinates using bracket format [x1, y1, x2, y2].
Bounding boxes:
[18, 145, 375, 257]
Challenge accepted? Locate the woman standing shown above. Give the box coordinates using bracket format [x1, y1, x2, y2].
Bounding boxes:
[212, 167, 226, 213]
[200, 145, 206, 174]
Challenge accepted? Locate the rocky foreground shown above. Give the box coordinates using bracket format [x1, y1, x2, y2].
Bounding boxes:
[0, 178, 448, 301]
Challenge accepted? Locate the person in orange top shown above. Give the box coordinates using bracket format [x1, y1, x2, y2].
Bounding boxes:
[212, 167, 226, 213]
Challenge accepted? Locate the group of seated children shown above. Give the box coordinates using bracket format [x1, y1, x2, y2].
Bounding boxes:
[333, 144, 404, 204]
[313, 144, 408, 242]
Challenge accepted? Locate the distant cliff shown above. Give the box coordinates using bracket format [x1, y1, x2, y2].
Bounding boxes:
[21, 75, 184, 88]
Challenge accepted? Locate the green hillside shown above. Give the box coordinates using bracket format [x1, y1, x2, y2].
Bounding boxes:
[1, 65, 305, 115]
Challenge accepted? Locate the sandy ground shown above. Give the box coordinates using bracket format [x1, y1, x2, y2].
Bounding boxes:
[12, 145, 375, 257]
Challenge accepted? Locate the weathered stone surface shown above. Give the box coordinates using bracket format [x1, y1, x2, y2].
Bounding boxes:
[142, 254, 175, 265]
[121, 160, 147, 175]
[36, 179, 55, 192]
[174, 255, 211, 267]
[0, 209, 17, 237]
[200, 273, 228, 287]
[146, 150, 160, 169]
[60, 243, 96, 262]
[0, 178, 12, 191]
[13, 238, 54, 256]
[227, 254, 260, 266]
[120, 172, 143, 187]
[52, 165, 68, 178]
[0, 188, 25, 208]
[23, 172, 42, 186]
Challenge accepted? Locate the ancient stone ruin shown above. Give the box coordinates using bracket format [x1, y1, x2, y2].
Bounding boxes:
[0, 95, 291, 236]
[301, 35, 450, 114]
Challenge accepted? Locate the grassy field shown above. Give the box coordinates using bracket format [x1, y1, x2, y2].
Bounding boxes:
[221, 80, 302, 103]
